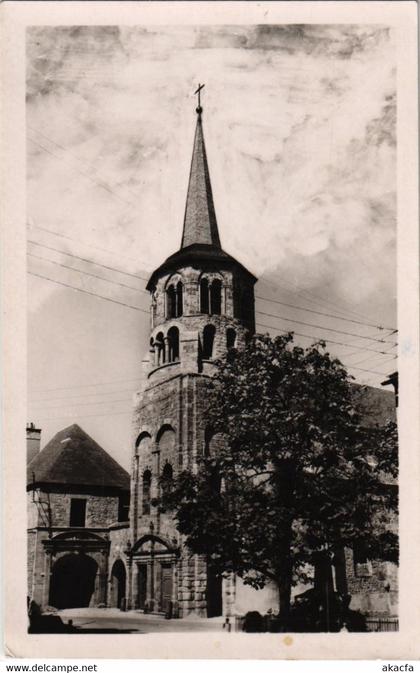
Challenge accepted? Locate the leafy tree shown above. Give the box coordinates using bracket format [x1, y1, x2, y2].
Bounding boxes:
[164, 333, 398, 624]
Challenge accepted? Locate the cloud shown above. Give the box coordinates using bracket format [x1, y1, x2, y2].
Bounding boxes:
[26, 23, 397, 467]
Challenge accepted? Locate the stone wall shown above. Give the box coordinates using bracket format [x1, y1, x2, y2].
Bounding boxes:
[344, 547, 398, 616]
[43, 491, 120, 528]
[150, 265, 255, 333]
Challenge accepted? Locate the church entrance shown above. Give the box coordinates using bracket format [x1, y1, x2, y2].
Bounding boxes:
[49, 553, 98, 609]
[206, 567, 223, 617]
[110, 559, 126, 609]
[137, 564, 148, 610]
[160, 563, 173, 614]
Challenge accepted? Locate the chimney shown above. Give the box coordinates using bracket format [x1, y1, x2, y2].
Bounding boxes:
[27, 422, 41, 465]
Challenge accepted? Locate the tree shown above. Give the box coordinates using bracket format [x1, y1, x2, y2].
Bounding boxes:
[164, 333, 398, 625]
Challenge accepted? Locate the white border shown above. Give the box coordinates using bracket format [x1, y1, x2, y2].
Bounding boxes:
[1, 1, 418, 660]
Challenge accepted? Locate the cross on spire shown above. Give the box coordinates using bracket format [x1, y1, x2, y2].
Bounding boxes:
[180, 83, 220, 249]
[194, 83, 205, 114]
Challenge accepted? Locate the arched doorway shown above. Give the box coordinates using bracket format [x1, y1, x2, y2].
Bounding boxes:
[131, 534, 178, 613]
[49, 553, 98, 609]
[110, 559, 127, 609]
[206, 566, 223, 617]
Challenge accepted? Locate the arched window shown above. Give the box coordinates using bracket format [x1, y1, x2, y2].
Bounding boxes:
[149, 337, 155, 363]
[142, 470, 152, 515]
[202, 325, 216, 359]
[205, 429, 228, 458]
[200, 278, 209, 314]
[166, 285, 176, 319]
[155, 332, 165, 365]
[176, 281, 183, 317]
[161, 463, 173, 497]
[226, 328, 236, 349]
[210, 279, 222, 315]
[167, 326, 179, 362]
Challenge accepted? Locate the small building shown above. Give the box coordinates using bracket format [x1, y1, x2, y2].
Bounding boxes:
[27, 423, 130, 610]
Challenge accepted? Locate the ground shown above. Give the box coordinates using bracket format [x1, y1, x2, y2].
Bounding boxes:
[56, 608, 227, 633]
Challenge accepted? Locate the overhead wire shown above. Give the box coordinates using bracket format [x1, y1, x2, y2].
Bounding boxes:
[255, 309, 396, 345]
[30, 376, 143, 394]
[255, 321, 396, 356]
[29, 269, 396, 364]
[27, 222, 151, 269]
[28, 137, 135, 208]
[28, 251, 149, 295]
[27, 240, 150, 282]
[30, 252, 395, 349]
[255, 294, 397, 333]
[28, 125, 144, 205]
[28, 270, 150, 314]
[27, 237, 396, 338]
[30, 410, 133, 421]
[30, 387, 141, 402]
[258, 274, 382, 325]
[30, 397, 133, 410]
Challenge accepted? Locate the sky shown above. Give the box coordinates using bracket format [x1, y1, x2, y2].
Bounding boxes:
[27, 25, 397, 469]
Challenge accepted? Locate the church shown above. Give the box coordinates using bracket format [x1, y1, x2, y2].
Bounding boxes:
[27, 93, 397, 623]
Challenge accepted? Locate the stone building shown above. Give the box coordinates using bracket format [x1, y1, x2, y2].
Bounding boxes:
[124, 101, 398, 619]
[27, 423, 130, 610]
[126, 100, 257, 617]
[27, 99, 397, 623]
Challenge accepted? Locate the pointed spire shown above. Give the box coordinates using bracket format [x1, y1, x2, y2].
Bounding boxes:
[181, 89, 221, 249]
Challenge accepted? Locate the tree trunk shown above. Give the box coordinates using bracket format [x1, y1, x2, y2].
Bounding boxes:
[277, 569, 292, 629]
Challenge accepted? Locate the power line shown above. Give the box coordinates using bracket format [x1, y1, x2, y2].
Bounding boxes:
[348, 352, 397, 368]
[30, 387, 140, 402]
[29, 268, 394, 358]
[347, 363, 398, 376]
[28, 125, 143, 205]
[27, 222, 152, 270]
[30, 397, 132, 410]
[27, 240, 149, 282]
[28, 270, 150, 314]
[259, 275, 382, 325]
[28, 136, 135, 208]
[31, 410, 132, 421]
[255, 321, 396, 356]
[255, 294, 397, 333]
[30, 376, 142, 394]
[255, 309, 396, 346]
[28, 252, 148, 295]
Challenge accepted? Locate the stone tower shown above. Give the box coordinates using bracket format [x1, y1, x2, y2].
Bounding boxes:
[127, 97, 257, 617]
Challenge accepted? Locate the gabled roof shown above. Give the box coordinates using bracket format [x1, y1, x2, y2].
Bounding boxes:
[27, 424, 129, 492]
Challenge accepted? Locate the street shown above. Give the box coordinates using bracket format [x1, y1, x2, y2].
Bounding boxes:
[57, 608, 227, 633]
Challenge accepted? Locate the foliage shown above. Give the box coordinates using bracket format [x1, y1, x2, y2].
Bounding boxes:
[163, 333, 398, 615]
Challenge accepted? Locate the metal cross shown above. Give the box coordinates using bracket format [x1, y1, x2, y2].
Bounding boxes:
[194, 83, 205, 108]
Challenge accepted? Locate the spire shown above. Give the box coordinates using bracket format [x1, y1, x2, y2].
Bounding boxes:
[181, 85, 221, 249]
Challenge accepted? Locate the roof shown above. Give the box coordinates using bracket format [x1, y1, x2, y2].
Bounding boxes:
[146, 107, 256, 290]
[27, 424, 130, 492]
[181, 110, 221, 249]
[146, 243, 257, 290]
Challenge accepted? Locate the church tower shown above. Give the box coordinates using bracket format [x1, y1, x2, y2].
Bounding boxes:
[127, 91, 257, 617]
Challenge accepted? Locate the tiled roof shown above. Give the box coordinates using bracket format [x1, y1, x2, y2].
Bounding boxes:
[27, 424, 129, 491]
[146, 109, 256, 290]
[181, 110, 221, 249]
